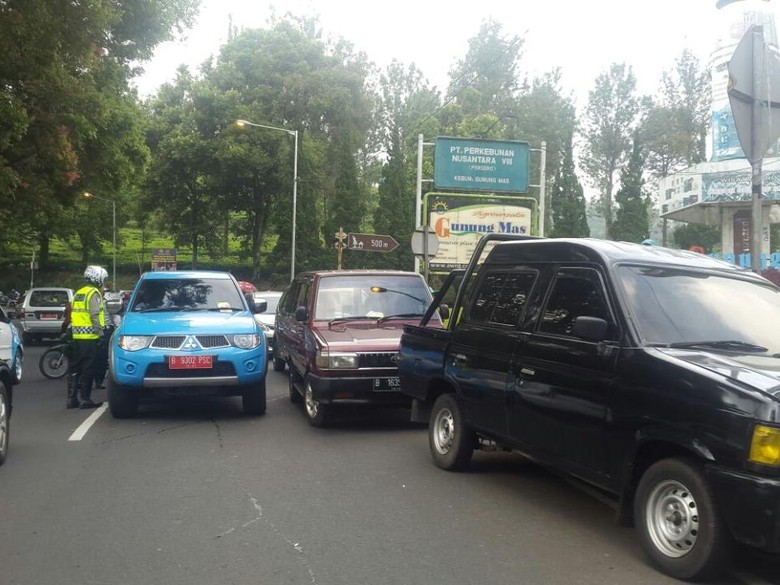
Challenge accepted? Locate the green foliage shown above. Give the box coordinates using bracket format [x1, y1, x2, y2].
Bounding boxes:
[0, 0, 198, 265]
[642, 49, 710, 179]
[612, 133, 650, 243]
[581, 63, 640, 239]
[550, 133, 589, 238]
[672, 224, 721, 252]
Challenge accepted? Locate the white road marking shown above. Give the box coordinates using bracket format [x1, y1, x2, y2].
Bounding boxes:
[68, 403, 108, 441]
[733, 570, 775, 585]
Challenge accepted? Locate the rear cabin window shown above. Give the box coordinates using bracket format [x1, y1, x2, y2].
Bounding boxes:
[29, 290, 70, 307]
[467, 271, 536, 326]
[539, 268, 616, 338]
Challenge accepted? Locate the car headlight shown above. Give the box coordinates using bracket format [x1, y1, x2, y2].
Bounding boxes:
[232, 334, 262, 349]
[750, 425, 780, 466]
[118, 335, 153, 351]
[315, 351, 358, 369]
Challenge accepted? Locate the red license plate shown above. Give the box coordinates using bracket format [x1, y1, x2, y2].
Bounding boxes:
[168, 355, 214, 369]
[40, 313, 59, 319]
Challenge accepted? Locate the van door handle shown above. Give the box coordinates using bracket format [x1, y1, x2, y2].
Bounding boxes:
[452, 353, 468, 366]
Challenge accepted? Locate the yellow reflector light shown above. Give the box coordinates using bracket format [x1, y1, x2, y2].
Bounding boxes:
[750, 425, 780, 466]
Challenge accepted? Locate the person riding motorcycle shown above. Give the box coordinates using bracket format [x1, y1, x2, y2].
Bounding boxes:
[66, 265, 109, 409]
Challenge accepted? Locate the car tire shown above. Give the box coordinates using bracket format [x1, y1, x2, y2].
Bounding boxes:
[429, 393, 474, 471]
[288, 367, 303, 404]
[272, 355, 286, 372]
[107, 374, 138, 419]
[242, 378, 267, 416]
[304, 378, 328, 427]
[11, 351, 22, 384]
[0, 380, 10, 466]
[634, 457, 730, 581]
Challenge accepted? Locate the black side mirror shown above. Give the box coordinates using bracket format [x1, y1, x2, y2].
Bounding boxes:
[571, 316, 608, 341]
[244, 293, 268, 314]
[439, 304, 450, 321]
[251, 292, 269, 312]
[294, 306, 307, 322]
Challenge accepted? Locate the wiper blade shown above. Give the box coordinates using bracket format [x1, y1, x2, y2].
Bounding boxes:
[328, 316, 379, 325]
[653, 340, 769, 353]
[377, 313, 424, 324]
[138, 307, 188, 313]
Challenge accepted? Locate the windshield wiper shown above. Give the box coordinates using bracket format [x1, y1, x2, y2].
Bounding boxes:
[377, 313, 424, 324]
[328, 316, 380, 326]
[137, 307, 188, 313]
[651, 340, 769, 353]
[193, 307, 242, 312]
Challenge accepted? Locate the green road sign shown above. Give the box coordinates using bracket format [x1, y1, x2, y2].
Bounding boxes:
[434, 137, 530, 193]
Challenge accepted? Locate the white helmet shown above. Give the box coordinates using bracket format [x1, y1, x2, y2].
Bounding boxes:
[84, 265, 108, 286]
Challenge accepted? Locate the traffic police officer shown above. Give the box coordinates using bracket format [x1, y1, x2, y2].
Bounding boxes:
[67, 265, 109, 409]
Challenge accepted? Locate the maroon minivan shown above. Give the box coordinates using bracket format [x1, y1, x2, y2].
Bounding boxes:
[274, 270, 437, 426]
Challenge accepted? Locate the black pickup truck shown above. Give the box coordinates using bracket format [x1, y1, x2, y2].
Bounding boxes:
[398, 234, 780, 581]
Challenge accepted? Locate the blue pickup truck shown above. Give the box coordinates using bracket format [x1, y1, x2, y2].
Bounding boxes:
[108, 271, 268, 418]
[399, 234, 780, 581]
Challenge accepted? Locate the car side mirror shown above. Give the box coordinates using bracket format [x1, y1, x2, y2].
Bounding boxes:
[438, 304, 450, 321]
[294, 306, 307, 322]
[244, 293, 268, 314]
[571, 316, 608, 341]
[251, 292, 269, 312]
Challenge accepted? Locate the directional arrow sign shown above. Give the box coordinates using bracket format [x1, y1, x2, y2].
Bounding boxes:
[347, 233, 400, 253]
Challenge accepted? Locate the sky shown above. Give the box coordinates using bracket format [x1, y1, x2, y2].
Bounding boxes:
[134, 0, 780, 109]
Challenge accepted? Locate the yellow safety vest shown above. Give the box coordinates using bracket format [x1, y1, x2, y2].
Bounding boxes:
[71, 285, 106, 340]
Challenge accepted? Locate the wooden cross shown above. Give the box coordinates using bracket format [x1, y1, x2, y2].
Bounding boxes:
[335, 227, 347, 270]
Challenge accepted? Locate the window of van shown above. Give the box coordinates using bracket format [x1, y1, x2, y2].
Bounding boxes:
[539, 268, 616, 338]
[467, 270, 536, 326]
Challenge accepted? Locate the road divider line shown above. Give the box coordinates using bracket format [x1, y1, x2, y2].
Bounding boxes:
[68, 403, 108, 441]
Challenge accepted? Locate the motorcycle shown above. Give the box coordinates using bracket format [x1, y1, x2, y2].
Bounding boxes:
[39, 335, 71, 380]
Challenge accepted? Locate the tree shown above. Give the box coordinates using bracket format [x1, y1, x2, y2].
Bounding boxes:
[660, 49, 711, 167]
[581, 63, 640, 239]
[371, 61, 440, 270]
[672, 224, 721, 252]
[612, 133, 649, 243]
[0, 0, 198, 262]
[643, 50, 711, 179]
[145, 69, 223, 267]
[550, 133, 589, 238]
[511, 69, 577, 232]
[447, 19, 523, 116]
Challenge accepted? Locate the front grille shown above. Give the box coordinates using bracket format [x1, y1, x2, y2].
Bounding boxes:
[196, 335, 230, 348]
[151, 336, 185, 349]
[358, 352, 398, 369]
[145, 361, 236, 378]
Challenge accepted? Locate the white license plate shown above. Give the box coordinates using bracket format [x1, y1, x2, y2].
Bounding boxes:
[373, 377, 400, 392]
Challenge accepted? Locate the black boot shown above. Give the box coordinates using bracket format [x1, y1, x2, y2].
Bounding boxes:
[66, 374, 80, 409]
[78, 383, 103, 409]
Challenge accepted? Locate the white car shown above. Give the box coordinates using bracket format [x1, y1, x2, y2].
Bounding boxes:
[0, 306, 23, 384]
[18, 287, 73, 345]
[251, 291, 283, 366]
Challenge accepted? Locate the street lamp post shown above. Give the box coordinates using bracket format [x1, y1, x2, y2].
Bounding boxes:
[84, 192, 117, 291]
[236, 119, 298, 283]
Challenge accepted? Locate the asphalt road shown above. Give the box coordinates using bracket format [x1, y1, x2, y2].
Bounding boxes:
[1, 345, 778, 585]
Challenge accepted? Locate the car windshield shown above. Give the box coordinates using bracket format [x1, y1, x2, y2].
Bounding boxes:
[617, 265, 780, 353]
[314, 275, 431, 321]
[129, 278, 244, 312]
[28, 290, 69, 308]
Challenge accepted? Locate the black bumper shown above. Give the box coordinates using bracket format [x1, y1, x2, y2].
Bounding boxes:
[307, 372, 411, 407]
[707, 465, 780, 553]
